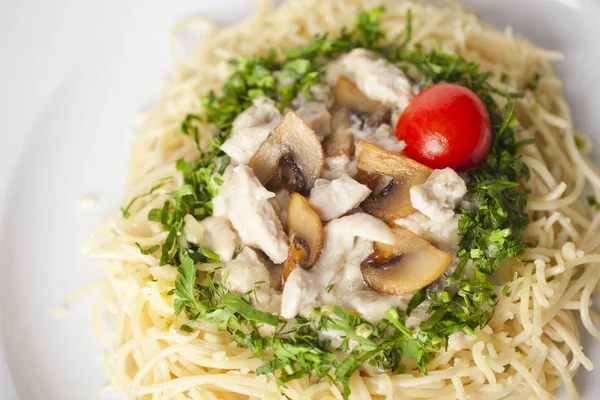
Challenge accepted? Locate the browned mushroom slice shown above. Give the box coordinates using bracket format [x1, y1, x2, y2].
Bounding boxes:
[354, 170, 379, 192]
[250, 110, 324, 195]
[281, 192, 324, 286]
[355, 139, 432, 220]
[361, 226, 452, 296]
[323, 107, 354, 157]
[333, 76, 390, 115]
[268, 155, 308, 194]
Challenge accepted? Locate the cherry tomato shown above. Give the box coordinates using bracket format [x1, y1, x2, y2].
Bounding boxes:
[396, 83, 492, 170]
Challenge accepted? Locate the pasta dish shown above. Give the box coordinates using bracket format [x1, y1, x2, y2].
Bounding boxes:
[84, 1, 600, 399]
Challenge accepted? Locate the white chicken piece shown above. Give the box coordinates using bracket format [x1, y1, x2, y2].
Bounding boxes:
[348, 114, 405, 153]
[326, 48, 414, 110]
[212, 165, 288, 263]
[321, 154, 355, 180]
[291, 84, 333, 109]
[280, 213, 395, 318]
[268, 188, 291, 226]
[308, 174, 371, 221]
[220, 248, 271, 305]
[220, 97, 282, 165]
[295, 101, 332, 140]
[410, 168, 467, 223]
[183, 215, 240, 262]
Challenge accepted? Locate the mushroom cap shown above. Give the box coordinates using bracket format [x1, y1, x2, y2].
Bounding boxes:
[355, 139, 432, 220]
[323, 107, 354, 158]
[281, 192, 324, 286]
[250, 110, 324, 196]
[361, 225, 452, 296]
[323, 77, 391, 159]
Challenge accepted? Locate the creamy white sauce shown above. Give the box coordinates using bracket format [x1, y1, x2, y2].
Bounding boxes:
[410, 168, 467, 223]
[183, 215, 239, 262]
[308, 174, 371, 221]
[220, 97, 282, 165]
[213, 165, 288, 264]
[280, 213, 395, 319]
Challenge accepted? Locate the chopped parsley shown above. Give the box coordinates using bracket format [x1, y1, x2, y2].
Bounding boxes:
[128, 8, 533, 399]
[526, 71, 541, 91]
[135, 242, 160, 255]
[575, 133, 585, 150]
[120, 177, 171, 219]
[531, 103, 539, 114]
[588, 195, 600, 211]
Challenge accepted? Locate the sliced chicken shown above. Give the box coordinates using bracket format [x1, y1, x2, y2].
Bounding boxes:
[410, 168, 467, 223]
[326, 48, 414, 110]
[308, 174, 371, 221]
[212, 165, 288, 264]
[220, 248, 272, 305]
[220, 97, 282, 164]
[183, 215, 240, 262]
[295, 101, 332, 141]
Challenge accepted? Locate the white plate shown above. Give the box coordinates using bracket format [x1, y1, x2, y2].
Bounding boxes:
[0, 1, 599, 399]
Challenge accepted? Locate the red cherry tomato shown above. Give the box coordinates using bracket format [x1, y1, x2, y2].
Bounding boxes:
[396, 83, 492, 170]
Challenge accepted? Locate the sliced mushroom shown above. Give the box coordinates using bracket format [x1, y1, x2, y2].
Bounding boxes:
[361, 225, 452, 295]
[323, 107, 354, 157]
[250, 110, 324, 195]
[268, 155, 308, 194]
[354, 170, 379, 192]
[355, 139, 432, 220]
[333, 76, 390, 115]
[281, 192, 324, 286]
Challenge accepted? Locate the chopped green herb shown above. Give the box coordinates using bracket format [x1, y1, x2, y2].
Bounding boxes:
[135, 243, 160, 255]
[120, 180, 169, 219]
[588, 195, 600, 211]
[526, 71, 541, 91]
[180, 324, 194, 333]
[173, 254, 205, 317]
[220, 292, 280, 327]
[196, 248, 220, 262]
[575, 134, 585, 150]
[234, 244, 244, 257]
[406, 289, 426, 316]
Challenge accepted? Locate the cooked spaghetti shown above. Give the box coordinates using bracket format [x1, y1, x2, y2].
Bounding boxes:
[83, 1, 600, 399]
